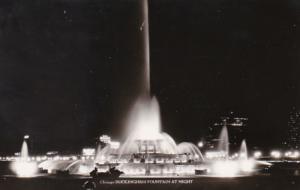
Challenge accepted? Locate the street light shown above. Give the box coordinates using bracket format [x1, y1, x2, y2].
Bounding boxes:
[253, 151, 262, 158]
[198, 141, 204, 148]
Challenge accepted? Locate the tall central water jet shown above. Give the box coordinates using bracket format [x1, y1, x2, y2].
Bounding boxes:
[122, 0, 161, 141]
[117, 0, 168, 158]
[140, 0, 151, 94]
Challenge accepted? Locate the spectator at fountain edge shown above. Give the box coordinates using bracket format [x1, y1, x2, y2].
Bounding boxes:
[89, 167, 98, 178]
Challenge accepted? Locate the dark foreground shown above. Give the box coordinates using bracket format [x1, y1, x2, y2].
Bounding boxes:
[0, 175, 300, 190]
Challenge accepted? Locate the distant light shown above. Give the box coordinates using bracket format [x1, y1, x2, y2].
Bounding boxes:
[82, 148, 96, 156]
[198, 141, 204, 148]
[285, 151, 300, 158]
[46, 151, 58, 156]
[233, 153, 239, 158]
[99, 135, 111, 144]
[253, 151, 262, 158]
[270, 150, 281, 159]
[285, 151, 292, 157]
[293, 151, 300, 158]
[24, 135, 30, 139]
[14, 152, 21, 156]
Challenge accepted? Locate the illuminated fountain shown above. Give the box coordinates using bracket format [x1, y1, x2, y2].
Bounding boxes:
[93, 0, 206, 176]
[94, 95, 205, 176]
[11, 135, 38, 177]
[38, 0, 200, 176]
[210, 127, 257, 177]
[38, 158, 94, 175]
[37, 0, 264, 177]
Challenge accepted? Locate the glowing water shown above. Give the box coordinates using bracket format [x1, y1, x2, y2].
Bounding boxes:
[11, 138, 37, 177]
[38, 159, 94, 175]
[217, 126, 229, 159]
[40, 0, 205, 176]
[126, 96, 161, 140]
[116, 96, 204, 159]
[20, 140, 29, 160]
[239, 139, 248, 160]
[38, 0, 262, 177]
[140, 0, 150, 94]
[117, 0, 182, 158]
[211, 132, 256, 176]
[95, 0, 205, 166]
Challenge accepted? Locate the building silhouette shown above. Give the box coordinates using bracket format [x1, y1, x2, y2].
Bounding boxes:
[287, 107, 300, 149]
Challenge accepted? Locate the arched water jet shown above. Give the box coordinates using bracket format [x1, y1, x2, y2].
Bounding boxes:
[65, 160, 82, 171]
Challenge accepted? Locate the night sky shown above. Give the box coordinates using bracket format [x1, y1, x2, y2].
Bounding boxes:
[0, 0, 299, 154]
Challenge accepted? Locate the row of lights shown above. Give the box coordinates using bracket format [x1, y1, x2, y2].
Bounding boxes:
[204, 150, 300, 160]
[269, 150, 300, 159]
[122, 166, 201, 175]
[2, 150, 300, 162]
[253, 150, 300, 159]
[0, 155, 95, 162]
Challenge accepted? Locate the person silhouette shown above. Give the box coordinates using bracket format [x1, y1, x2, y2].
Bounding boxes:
[89, 167, 98, 179]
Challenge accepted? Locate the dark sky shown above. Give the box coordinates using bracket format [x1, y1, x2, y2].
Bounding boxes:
[0, 0, 299, 154]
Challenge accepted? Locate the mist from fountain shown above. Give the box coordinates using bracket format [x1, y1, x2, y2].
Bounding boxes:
[116, 96, 182, 158]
